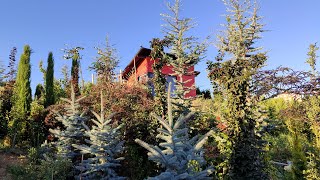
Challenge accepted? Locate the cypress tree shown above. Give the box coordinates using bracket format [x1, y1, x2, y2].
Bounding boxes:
[45, 52, 54, 107]
[63, 47, 84, 96]
[10, 45, 32, 146]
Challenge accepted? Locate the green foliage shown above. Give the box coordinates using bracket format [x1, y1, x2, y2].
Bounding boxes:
[8, 155, 72, 180]
[9, 45, 32, 147]
[135, 85, 214, 179]
[207, 0, 268, 178]
[150, 38, 170, 119]
[45, 52, 55, 107]
[90, 36, 119, 83]
[162, 0, 207, 115]
[306, 43, 319, 77]
[63, 46, 84, 96]
[72, 92, 125, 179]
[88, 82, 158, 179]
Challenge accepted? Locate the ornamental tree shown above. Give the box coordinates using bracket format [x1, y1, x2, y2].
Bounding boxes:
[135, 84, 214, 179]
[73, 92, 125, 180]
[207, 0, 268, 178]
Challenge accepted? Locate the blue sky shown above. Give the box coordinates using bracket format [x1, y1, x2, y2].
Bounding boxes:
[0, 0, 319, 92]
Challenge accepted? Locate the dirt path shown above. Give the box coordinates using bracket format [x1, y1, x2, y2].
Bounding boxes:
[0, 152, 26, 180]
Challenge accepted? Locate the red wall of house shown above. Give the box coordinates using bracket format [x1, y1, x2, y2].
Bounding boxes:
[127, 57, 196, 98]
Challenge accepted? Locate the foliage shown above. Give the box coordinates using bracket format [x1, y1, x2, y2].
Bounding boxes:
[9, 45, 32, 147]
[34, 84, 44, 100]
[63, 46, 84, 96]
[162, 0, 207, 115]
[196, 88, 211, 99]
[136, 84, 214, 179]
[87, 82, 159, 179]
[8, 155, 72, 180]
[72, 92, 125, 180]
[306, 43, 319, 77]
[150, 38, 170, 119]
[6, 47, 17, 82]
[207, 0, 268, 178]
[90, 36, 119, 83]
[49, 86, 87, 159]
[45, 52, 55, 107]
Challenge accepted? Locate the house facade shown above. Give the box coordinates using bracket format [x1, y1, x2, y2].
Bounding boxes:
[122, 47, 198, 98]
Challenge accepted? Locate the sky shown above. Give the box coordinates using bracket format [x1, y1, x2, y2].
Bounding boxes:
[0, 0, 319, 93]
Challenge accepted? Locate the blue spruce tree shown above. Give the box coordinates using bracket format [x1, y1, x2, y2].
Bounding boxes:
[135, 84, 214, 179]
[49, 86, 87, 159]
[73, 91, 125, 180]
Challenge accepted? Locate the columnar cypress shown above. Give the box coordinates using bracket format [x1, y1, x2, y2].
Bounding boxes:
[10, 45, 32, 146]
[63, 47, 83, 96]
[45, 52, 54, 107]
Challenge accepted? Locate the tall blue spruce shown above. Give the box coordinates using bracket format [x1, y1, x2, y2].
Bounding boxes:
[73, 91, 125, 180]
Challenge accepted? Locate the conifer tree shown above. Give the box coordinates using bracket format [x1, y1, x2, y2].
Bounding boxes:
[306, 43, 319, 79]
[135, 83, 214, 179]
[207, 0, 267, 178]
[49, 86, 87, 159]
[73, 92, 125, 180]
[90, 37, 119, 83]
[162, 0, 207, 115]
[6, 47, 17, 82]
[9, 45, 32, 146]
[45, 52, 55, 107]
[150, 38, 170, 119]
[63, 47, 84, 96]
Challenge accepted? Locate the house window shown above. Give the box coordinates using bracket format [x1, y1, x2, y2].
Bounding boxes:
[165, 75, 176, 95]
[146, 73, 176, 97]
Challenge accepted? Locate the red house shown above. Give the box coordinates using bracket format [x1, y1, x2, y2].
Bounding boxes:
[122, 47, 199, 98]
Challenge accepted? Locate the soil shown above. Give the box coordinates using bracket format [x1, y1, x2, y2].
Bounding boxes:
[0, 151, 26, 180]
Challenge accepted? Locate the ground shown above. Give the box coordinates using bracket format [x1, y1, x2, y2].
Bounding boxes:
[0, 151, 26, 180]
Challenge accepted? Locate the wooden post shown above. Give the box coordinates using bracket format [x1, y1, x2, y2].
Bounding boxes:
[119, 69, 122, 84]
[91, 73, 94, 84]
[134, 57, 137, 83]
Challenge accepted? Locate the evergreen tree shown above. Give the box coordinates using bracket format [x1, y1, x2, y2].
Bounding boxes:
[63, 47, 84, 96]
[6, 47, 17, 82]
[150, 38, 170, 119]
[49, 86, 87, 159]
[34, 84, 45, 100]
[207, 0, 267, 178]
[306, 43, 319, 79]
[9, 45, 32, 146]
[45, 52, 55, 107]
[90, 36, 119, 83]
[162, 0, 207, 115]
[135, 83, 214, 179]
[73, 92, 125, 180]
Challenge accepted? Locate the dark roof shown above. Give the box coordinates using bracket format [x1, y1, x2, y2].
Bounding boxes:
[122, 47, 151, 80]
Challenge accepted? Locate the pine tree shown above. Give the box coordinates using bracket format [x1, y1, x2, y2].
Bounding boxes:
[9, 45, 32, 146]
[135, 83, 214, 179]
[207, 0, 267, 178]
[49, 86, 87, 159]
[162, 0, 207, 115]
[63, 47, 84, 96]
[73, 92, 125, 180]
[45, 52, 55, 107]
